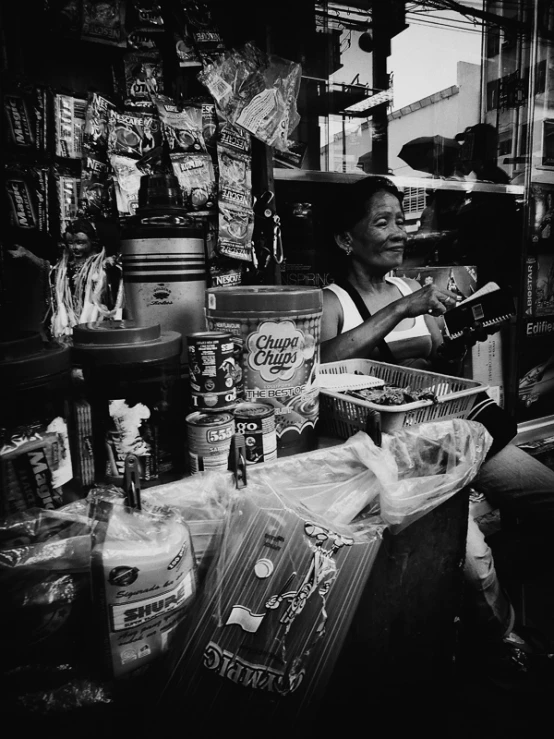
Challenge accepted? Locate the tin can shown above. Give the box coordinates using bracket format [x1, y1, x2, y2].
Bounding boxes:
[185, 411, 235, 474]
[187, 331, 239, 410]
[232, 402, 277, 466]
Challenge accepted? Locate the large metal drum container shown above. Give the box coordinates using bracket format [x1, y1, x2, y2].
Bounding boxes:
[120, 221, 207, 368]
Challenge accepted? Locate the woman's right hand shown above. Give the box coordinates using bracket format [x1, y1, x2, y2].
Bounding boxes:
[401, 283, 460, 318]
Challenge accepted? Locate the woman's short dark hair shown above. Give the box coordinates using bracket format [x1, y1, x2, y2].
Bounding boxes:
[333, 176, 403, 235]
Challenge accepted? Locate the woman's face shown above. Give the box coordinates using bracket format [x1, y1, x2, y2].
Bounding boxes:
[66, 231, 94, 262]
[347, 191, 407, 274]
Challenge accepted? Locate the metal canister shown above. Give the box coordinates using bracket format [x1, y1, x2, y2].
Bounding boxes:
[185, 411, 235, 474]
[187, 331, 238, 410]
[232, 402, 277, 466]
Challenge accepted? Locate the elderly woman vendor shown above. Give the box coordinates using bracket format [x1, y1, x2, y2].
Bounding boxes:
[320, 176, 554, 682]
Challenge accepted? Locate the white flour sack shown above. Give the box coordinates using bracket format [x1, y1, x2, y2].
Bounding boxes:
[91, 499, 197, 679]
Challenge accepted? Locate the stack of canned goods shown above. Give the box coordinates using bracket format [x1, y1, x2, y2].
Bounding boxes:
[187, 331, 239, 410]
[185, 332, 278, 475]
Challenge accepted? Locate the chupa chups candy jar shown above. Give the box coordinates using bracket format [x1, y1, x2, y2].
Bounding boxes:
[72, 320, 184, 489]
[205, 286, 323, 456]
[0, 332, 75, 514]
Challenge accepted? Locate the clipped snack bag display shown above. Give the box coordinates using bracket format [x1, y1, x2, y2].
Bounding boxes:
[90, 498, 198, 680]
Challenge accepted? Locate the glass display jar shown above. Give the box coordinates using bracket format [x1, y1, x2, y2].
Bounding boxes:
[0, 332, 74, 514]
[71, 320, 184, 489]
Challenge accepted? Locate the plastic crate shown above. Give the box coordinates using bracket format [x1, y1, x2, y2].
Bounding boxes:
[318, 358, 487, 437]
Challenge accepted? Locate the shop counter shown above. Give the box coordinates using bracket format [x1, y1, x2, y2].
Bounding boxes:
[0, 431, 471, 736]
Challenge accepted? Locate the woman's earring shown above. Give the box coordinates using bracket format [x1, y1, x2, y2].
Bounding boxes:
[345, 245, 353, 256]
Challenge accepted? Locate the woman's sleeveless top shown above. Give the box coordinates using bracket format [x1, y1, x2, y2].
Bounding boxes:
[324, 276, 433, 362]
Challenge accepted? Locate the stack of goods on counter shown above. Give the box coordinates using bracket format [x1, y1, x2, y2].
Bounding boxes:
[0, 481, 199, 718]
[183, 283, 324, 474]
[185, 331, 278, 475]
[156, 432, 386, 727]
[205, 285, 323, 457]
[0, 333, 75, 515]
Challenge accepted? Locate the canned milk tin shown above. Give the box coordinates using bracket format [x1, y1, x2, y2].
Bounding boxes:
[232, 402, 277, 465]
[185, 411, 235, 474]
[187, 331, 239, 410]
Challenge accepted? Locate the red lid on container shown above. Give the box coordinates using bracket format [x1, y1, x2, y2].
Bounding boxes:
[72, 320, 182, 365]
[205, 286, 323, 313]
[0, 332, 71, 385]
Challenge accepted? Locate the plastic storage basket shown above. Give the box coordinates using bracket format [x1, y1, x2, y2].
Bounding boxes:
[318, 358, 487, 437]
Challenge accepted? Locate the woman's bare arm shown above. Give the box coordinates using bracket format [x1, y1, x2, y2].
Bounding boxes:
[320, 282, 458, 364]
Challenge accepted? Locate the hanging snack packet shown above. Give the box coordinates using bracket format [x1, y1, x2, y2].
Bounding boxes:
[171, 152, 216, 214]
[0, 418, 73, 515]
[181, 0, 226, 66]
[3, 81, 50, 155]
[80, 155, 115, 220]
[109, 154, 142, 217]
[107, 108, 163, 159]
[54, 93, 87, 159]
[126, 0, 165, 51]
[5, 164, 51, 234]
[81, 0, 126, 46]
[54, 165, 81, 235]
[217, 203, 254, 262]
[90, 498, 198, 680]
[123, 50, 164, 109]
[198, 42, 302, 152]
[154, 95, 206, 154]
[214, 121, 253, 261]
[208, 255, 243, 289]
[82, 93, 117, 162]
[218, 146, 251, 210]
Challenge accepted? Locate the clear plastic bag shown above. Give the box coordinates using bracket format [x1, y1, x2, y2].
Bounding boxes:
[157, 435, 385, 720]
[380, 418, 492, 531]
[198, 41, 301, 151]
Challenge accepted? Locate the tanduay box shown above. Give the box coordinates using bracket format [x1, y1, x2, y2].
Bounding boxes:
[90, 498, 197, 680]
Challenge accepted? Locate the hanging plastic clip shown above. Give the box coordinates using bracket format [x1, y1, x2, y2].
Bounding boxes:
[272, 213, 284, 265]
[231, 433, 247, 489]
[124, 453, 142, 511]
[254, 190, 276, 219]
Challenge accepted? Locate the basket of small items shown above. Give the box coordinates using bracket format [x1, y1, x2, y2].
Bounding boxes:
[318, 358, 487, 438]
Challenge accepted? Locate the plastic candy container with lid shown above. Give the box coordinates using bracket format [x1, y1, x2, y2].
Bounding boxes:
[0, 332, 74, 514]
[205, 286, 323, 456]
[72, 320, 184, 488]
